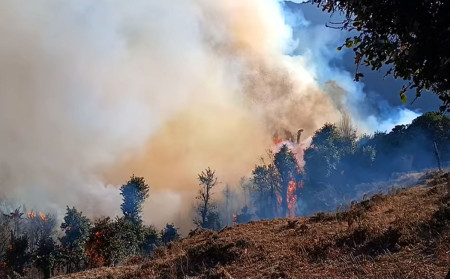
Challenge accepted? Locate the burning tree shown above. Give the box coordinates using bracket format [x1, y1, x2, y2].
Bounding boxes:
[60, 206, 91, 273]
[120, 175, 150, 225]
[274, 145, 301, 217]
[193, 167, 221, 230]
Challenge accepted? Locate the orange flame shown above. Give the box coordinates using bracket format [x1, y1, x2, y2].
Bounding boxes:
[287, 181, 297, 218]
[38, 212, 47, 222]
[27, 211, 35, 219]
[94, 232, 101, 237]
[273, 138, 283, 145]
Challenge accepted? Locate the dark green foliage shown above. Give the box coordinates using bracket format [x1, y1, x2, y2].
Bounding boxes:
[4, 233, 30, 275]
[304, 124, 343, 184]
[120, 175, 150, 225]
[113, 217, 143, 260]
[251, 162, 280, 219]
[35, 236, 58, 279]
[86, 216, 160, 267]
[161, 223, 180, 245]
[60, 206, 91, 273]
[302, 113, 450, 214]
[310, 0, 450, 111]
[194, 168, 221, 230]
[141, 225, 160, 255]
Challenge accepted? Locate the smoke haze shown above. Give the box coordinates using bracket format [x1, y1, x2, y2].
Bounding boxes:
[0, 0, 418, 230]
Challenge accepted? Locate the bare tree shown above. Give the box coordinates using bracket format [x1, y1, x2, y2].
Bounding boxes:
[193, 168, 221, 230]
[337, 111, 356, 139]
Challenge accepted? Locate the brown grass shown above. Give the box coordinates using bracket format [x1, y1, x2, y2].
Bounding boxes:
[54, 171, 450, 279]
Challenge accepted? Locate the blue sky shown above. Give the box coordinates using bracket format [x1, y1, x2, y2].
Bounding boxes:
[283, 1, 441, 116]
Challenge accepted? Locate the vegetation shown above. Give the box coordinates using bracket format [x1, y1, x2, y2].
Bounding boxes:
[235, 112, 449, 221]
[60, 206, 91, 273]
[309, 0, 450, 111]
[0, 113, 448, 278]
[120, 175, 150, 225]
[193, 167, 222, 230]
[59, 171, 450, 278]
[0, 175, 179, 278]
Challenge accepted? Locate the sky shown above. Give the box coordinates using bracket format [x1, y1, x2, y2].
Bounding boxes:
[284, 1, 441, 114]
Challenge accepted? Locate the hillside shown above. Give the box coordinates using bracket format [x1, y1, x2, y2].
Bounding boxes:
[55, 171, 450, 279]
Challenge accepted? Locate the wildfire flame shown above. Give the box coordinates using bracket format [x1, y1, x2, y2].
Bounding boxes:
[95, 232, 101, 237]
[287, 181, 297, 218]
[27, 211, 35, 219]
[272, 133, 309, 218]
[38, 212, 47, 222]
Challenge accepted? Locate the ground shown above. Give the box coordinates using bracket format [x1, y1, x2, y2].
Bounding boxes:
[55, 171, 450, 279]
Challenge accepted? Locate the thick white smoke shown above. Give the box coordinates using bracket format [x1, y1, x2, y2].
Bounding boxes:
[0, 0, 418, 230]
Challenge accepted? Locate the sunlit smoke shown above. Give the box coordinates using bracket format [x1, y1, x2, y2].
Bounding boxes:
[0, 0, 417, 231]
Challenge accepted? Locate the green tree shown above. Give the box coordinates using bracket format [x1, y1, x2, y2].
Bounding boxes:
[193, 168, 221, 230]
[120, 175, 150, 225]
[141, 225, 159, 256]
[35, 236, 58, 279]
[160, 223, 180, 246]
[251, 161, 280, 219]
[60, 206, 91, 273]
[310, 0, 450, 111]
[4, 233, 30, 276]
[304, 124, 342, 186]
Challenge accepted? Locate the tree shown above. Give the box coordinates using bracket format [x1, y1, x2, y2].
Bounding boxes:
[60, 206, 91, 273]
[251, 161, 280, 219]
[140, 225, 159, 256]
[274, 145, 301, 217]
[193, 168, 221, 230]
[35, 236, 58, 279]
[160, 223, 180, 246]
[4, 232, 30, 276]
[120, 175, 150, 225]
[310, 0, 450, 111]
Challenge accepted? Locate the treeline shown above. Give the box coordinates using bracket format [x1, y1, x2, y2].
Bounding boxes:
[211, 112, 450, 224]
[1, 112, 448, 277]
[0, 176, 180, 278]
[301, 111, 450, 213]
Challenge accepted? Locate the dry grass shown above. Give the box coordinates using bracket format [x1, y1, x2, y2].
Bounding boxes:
[54, 171, 450, 279]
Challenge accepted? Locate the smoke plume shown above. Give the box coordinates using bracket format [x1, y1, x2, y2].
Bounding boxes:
[0, 0, 416, 230]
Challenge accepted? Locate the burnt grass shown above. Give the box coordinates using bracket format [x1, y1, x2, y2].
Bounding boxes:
[56, 171, 450, 279]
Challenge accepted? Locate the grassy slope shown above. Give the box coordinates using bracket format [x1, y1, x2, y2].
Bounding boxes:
[55, 171, 450, 279]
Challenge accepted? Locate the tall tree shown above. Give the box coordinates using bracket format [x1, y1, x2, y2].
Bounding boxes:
[120, 175, 150, 225]
[60, 206, 91, 273]
[251, 161, 280, 219]
[35, 236, 58, 279]
[193, 168, 221, 230]
[310, 0, 450, 111]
